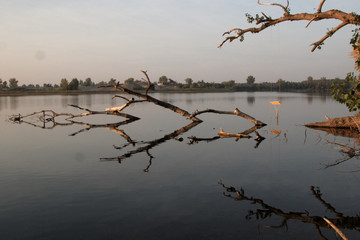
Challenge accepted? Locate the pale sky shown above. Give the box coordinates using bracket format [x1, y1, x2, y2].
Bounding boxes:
[0, 0, 359, 85]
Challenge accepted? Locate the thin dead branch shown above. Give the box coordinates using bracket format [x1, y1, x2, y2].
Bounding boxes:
[191, 108, 266, 126]
[257, 0, 290, 14]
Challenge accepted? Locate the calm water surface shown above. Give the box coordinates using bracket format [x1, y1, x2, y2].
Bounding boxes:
[0, 92, 359, 240]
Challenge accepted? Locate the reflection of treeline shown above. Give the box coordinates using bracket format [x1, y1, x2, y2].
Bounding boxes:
[0, 75, 346, 94]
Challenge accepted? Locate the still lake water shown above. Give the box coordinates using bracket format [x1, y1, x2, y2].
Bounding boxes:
[0, 92, 359, 240]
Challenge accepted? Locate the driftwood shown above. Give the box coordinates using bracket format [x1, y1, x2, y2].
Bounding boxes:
[219, 183, 359, 240]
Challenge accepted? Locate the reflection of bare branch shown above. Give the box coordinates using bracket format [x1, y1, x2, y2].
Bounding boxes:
[187, 126, 266, 148]
[100, 121, 201, 167]
[188, 136, 220, 145]
[219, 183, 359, 239]
[143, 150, 154, 173]
[10, 105, 140, 136]
[322, 139, 360, 169]
[68, 119, 137, 137]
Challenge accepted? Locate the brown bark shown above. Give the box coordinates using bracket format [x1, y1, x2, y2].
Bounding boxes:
[192, 108, 266, 126]
[219, 1, 360, 52]
[114, 83, 203, 122]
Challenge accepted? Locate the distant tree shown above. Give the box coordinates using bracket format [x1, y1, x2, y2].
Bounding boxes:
[185, 78, 193, 85]
[54, 84, 59, 88]
[277, 78, 285, 84]
[2, 81, 8, 89]
[83, 77, 93, 87]
[68, 78, 79, 90]
[60, 78, 68, 90]
[9, 78, 18, 89]
[97, 81, 107, 86]
[108, 78, 117, 86]
[307, 76, 314, 82]
[158, 76, 169, 85]
[246, 75, 255, 85]
[124, 78, 134, 84]
[43, 83, 53, 88]
[222, 80, 236, 88]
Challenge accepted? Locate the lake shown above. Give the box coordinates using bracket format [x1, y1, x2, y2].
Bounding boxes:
[0, 92, 359, 240]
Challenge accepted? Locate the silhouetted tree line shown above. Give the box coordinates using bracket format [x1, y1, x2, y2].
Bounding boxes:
[0, 75, 347, 94]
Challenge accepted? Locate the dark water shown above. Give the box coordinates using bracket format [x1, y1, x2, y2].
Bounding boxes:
[0, 92, 359, 239]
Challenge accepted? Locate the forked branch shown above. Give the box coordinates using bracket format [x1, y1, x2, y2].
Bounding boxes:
[257, 0, 289, 14]
[219, 0, 360, 52]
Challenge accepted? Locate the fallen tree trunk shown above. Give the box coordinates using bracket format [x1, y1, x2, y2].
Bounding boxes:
[306, 116, 360, 129]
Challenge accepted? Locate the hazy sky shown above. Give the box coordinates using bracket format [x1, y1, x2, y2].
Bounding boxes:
[1, 0, 359, 85]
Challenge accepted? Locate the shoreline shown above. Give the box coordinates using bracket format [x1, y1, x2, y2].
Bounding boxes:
[0, 88, 328, 97]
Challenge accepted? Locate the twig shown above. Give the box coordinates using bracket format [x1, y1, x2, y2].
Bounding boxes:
[257, 0, 290, 14]
[323, 217, 349, 240]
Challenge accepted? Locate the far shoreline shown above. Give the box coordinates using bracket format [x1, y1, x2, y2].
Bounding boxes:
[0, 87, 329, 97]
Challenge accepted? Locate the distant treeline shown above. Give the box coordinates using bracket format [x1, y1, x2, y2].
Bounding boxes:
[0, 76, 347, 94]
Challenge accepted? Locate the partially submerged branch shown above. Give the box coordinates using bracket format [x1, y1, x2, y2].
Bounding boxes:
[191, 108, 266, 126]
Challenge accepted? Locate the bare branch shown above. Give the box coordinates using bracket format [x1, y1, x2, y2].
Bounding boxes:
[114, 82, 203, 122]
[192, 108, 266, 126]
[311, 21, 348, 52]
[317, 0, 326, 13]
[140, 70, 152, 95]
[258, 0, 290, 14]
[219, 7, 359, 51]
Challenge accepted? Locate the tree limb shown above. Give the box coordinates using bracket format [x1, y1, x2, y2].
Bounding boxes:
[317, 0, 326, 13]
[114, 82, 203, 122]
[192, 108, 266, 126]
[219, 1, 360, 51]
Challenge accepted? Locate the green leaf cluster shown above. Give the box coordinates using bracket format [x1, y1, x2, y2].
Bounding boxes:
[331, 72, 360, 112]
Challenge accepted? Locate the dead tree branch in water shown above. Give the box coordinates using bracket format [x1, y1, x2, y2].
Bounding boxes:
[9, 71, 267, 165]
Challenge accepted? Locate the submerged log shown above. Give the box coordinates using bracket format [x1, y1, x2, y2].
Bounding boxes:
[306, 116, 360, 129]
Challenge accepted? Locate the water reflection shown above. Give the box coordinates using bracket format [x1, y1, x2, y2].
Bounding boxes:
[307, 94, 313, 104]
[219, 182, 360, 239]
[9, 96, 18, 110]
[247, 95, 255, 105]
[101, 121, 201, 172]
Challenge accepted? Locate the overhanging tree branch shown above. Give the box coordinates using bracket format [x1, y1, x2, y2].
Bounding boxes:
[218, 0, 360, 51]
